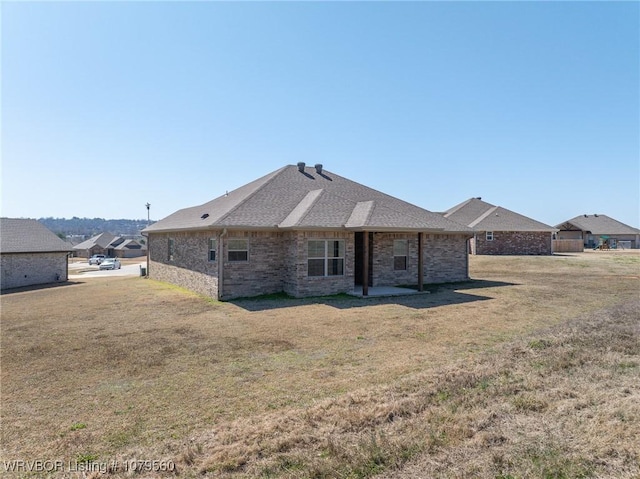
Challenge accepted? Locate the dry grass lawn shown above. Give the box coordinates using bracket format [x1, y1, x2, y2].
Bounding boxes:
[1, 251, 638, 478]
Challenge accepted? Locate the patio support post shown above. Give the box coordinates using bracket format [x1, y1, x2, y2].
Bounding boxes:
[363, 231, 369, 296]
[418, 232, 424, 292]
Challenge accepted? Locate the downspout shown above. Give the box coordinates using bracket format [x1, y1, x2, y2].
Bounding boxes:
[218, 228, 227, 300]
[417, 232, 424, 292]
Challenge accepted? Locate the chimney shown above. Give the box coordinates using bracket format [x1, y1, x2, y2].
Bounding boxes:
[315, 163, 323, 174]
[297, 162, 306, 172]
[476, 197, 482, 200]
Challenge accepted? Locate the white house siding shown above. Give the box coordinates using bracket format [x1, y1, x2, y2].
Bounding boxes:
[1, 252, 68, 290]
[424, 234, 470, 284]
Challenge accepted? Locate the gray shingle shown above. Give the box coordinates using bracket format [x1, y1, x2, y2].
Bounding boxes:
[444, 198, 556, 232]
[0, 218, 73, 253]
[144, 165, 473, 234]
[557, 215, 640, 235]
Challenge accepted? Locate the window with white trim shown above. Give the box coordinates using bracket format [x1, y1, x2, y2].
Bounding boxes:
[486, 231, 494, 241]
[168, 238, 175, 261]
[208, 238, 217, 262]
[228, 239, 248, 262]
[393, 239, 408, 270]
[308, 240, 345, 277]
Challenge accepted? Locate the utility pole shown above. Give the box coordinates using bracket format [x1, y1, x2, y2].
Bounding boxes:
[145, 203, 150, 277]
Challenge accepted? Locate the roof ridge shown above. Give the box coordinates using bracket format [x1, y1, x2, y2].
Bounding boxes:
[214, 166, 289, 226]
[443, 198, 473, 218]
[469, 205, 498, 228]
[279, 189, 324, 228]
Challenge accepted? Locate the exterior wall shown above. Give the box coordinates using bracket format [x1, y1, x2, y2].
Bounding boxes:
[424, 234, 470, 283]
[220, 231, 286, 299]
[1, 252, 68, 290]
[474, 231, 552, 255]
[371, 233, 419, 287]
[149, 231, 219, 298]
[149, 229, 471, 299]
[283, 231, 354, 298]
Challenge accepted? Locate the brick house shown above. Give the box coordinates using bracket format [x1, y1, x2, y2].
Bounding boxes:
[73, 233, 146, 258]
[442, 198, 556, 255]
[556, 214, 640, 249]
[72, 232, 117, 258]
[143, 164, 474, 300]
[1, 218, 72, 290]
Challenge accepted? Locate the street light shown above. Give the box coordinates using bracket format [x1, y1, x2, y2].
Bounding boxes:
[145, 202, 150, 278]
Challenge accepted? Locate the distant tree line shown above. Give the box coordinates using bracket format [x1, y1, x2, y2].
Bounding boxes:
[38, 217, 155, 238]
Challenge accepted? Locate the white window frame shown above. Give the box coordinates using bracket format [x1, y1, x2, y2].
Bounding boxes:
[227, 238, 249, 262]
[308, 240, 345, 277]
[393, 239, 408, 271]
[208, 238, 217, 262]
[168, 238, 175, 261]
[486, 231, 494, 241]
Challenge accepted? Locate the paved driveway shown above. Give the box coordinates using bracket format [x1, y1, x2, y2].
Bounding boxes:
[69, 261, 146, 279]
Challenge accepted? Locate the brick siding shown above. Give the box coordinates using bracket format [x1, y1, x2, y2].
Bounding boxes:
[474, 231, 552, 255]
[148, 230, 470, 300]
[1, 252, 68, 290]
[424, 234, 470, 283]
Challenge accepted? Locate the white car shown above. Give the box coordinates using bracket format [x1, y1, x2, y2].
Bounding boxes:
[88, 254, 106, 265]
[99, 258, 121, 270]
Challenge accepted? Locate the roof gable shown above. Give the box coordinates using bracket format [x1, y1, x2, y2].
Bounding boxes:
[144, 165, 473, 233]
[443, 198, 556, 232]
[0, 218, 73, 254]
[557, 215, 640, 235]
[72, 232, 117, 250]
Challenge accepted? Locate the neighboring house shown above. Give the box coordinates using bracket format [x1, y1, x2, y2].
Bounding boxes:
[73, 233, 146, 258]
[143, 163, 474, 300]
[72, 232, 117, 258]
[109, 239, 147, 258]
[442, 197, 556, 255]
[1, 218, 72, 290]
[555, 214, 640, 249]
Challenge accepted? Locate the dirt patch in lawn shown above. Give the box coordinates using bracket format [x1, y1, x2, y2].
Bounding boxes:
[1, 254, 638, 477]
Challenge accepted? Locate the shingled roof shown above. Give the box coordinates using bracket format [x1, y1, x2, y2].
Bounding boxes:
[72, 232, 117, 251]
[443, 198, 556, 232]
[144, 165, 473, 234]
[556, 215, 640, 235]
[0, 218, 73, 254]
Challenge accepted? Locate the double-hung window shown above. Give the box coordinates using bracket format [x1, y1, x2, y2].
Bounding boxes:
[393, 239, 408, 270]
[208, 238, 217, 262]
[168, 238, 175, 261]
[486, 231, 494, 241]
[308, 240, 345, 277]
[228, 239, 248, 262]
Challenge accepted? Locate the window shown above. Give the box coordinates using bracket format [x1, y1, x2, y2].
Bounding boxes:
[168, 238, 175, 261]
[228, 239, 248, 262]
[208, 238, 217, 262]
[308, 240, 345, 277]
[486, 231, 494, 241]
[393, 239, 408, 270]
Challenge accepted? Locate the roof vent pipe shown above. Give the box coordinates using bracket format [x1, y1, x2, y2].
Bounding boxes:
[315, 164, 323, 174]
[297, 162, 306, 172]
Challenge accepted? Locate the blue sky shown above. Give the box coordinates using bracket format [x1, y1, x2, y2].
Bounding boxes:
[2, 1, 639, 228]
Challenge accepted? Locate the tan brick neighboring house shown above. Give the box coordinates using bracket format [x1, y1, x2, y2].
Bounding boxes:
[73, 233, 146, 258]
[1, 218, 72, 290]
[556, 214, 640, 249]
[442, 198, 556, 255]
[143, 164, 474, 300]
[72, 232, 116, 258]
